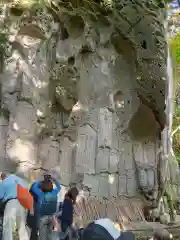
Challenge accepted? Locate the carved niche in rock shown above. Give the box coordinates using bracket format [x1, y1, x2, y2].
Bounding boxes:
[137, 165, 156, 194]
[133, 141, 158, 200]
[129, 103, 160, 140]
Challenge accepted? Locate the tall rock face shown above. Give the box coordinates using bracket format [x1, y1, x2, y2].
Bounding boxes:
[0, 0, 178, 225]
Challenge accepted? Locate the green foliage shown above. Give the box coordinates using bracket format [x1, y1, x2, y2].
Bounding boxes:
[0, 32, 8, 52]
[170, 31, 180, 65]
[170, 31, 180, 162]
[172, 106, 180, 159]
[0, 31, 9, 72]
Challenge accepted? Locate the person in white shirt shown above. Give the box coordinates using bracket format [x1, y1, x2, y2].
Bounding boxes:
[82, 218, 135, 240]
[82, 218, 121, 240]
[0, 172, 29, 240]
[94, 219, 121, 239]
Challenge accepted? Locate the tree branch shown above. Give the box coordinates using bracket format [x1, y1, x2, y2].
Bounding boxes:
[172, 125, 180, 136]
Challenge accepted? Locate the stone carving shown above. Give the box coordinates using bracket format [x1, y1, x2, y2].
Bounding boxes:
[0, 0, 178, 233]
[98, 108, 112, 148]
[75, 124, 96, 174]
[109, 149, 120, 173]
[96, 147, 110, 173]
[59, 137, 73, 186]
[137, 166, 156, 193]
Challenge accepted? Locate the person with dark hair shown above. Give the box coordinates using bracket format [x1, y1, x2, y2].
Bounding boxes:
[0, 173, 29, 240]
[82, 218, 122, 240]
[27, 174, 61, 240]
[152, 229, 172, 240]
[60, 187, 79, 237]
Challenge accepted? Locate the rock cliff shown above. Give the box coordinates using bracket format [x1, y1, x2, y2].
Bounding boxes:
[0, 0, 179, 229]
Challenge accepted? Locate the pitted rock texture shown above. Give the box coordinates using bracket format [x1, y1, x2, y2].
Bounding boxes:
[0, 0, 178, 225]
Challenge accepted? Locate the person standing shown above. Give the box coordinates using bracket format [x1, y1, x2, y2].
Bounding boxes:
[60, 187, 79, 237]
[27, 174, 61, 240]
[0, 172, 29, 240]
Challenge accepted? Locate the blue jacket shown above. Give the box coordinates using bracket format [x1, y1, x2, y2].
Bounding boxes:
[31, 179, 61, 215]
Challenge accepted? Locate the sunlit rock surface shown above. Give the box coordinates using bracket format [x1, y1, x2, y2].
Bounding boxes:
[0, 0, 179, 235]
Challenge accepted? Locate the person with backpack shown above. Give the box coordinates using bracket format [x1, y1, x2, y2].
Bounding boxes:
[82, 218, 137, 240]
[0, 172, 32, 240]
[27, 174, 61, 240]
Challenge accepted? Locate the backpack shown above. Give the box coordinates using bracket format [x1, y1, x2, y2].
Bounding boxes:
[29, 182, 39, 202]
[17, 184, 33, 210]
[40, 194, 57, 216]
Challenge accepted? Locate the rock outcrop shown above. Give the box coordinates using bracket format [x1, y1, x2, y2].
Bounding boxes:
[0, 0, 179, 230]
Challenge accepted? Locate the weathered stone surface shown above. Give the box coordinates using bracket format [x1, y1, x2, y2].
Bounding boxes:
[109, 174, 118, 198]
[58, 137, 74, 186]
[112, 130, 119, 150]
[83, 108, 99, 131]
[118, 175, 127, 196]
[98, 173, 109, 198]
[109, 149, 120, 173]
[98, 108, 112, 148]
[126, 169, 137, 197]
[75, 124, 96, 174]
[59, 138, 73, 174]
[38, 138, 60, 169]
[12, 101, 37, 137]
[0, 116, 8, 159]
[133, 142, 144, 164]
[4, 100, 38, 173]
[83, 174, 99, 196]
[96, 147, 110, 173]
[56, 38, 83, 62]
[143, 141, 157, 166]
[7, 137, 38, 166]
[123, 142, 134, 171]
[0, 0, 173, 231]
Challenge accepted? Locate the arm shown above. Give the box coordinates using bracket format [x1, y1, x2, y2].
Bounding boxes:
[31, 181, 44, 200]
[51, 178, 61, 195]
[54, 211, 62, 218]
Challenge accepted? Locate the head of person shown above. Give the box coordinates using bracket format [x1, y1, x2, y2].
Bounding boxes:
[152, 229, 172, 240]
[66, 187, 79, 204]
[0, 172, 7, 181]
[40, 179, 53, 193]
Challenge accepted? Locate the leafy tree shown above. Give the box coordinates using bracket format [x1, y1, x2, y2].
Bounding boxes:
[170, 28, 180, 162]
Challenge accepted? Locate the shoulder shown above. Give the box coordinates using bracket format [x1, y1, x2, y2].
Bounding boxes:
[31, 180, 41, 189]
[3, 174, 16, 184]
[64, 198, 72, 205]
[15, 176, 28, 187]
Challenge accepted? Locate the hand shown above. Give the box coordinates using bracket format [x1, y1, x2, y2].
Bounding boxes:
[48, 174, 55, 181]
[44, 174, 51, 181]
[51, 176, 56, 181]
[29, 208, 34, 216]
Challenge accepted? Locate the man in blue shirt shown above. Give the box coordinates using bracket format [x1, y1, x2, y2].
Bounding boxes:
[0, 172, 29, 240]
[27, 175, 61, 240]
